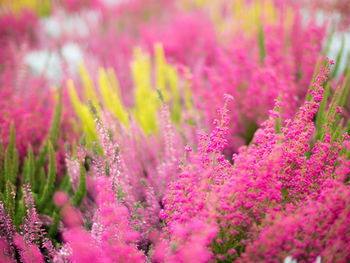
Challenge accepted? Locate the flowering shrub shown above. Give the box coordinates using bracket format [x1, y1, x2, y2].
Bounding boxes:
[240, 180, 350, 263]
[161, 59, 350, 261]
[1, 0, 350, 262]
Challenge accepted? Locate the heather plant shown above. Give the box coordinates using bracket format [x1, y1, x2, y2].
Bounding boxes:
[0, 94, 92, 263]
[140, 11, 218, 72]
[0, 8, 66, 162]
[151, 218, 218, 263]
[161, 58, 350, 261]
[1, 0, 350, 262]
[53, 100, 186, 261]
[47, 0, 177, 104]
[54, 173, 145, 262]
[189, 9, 327, 153]
[17, 0, 334, 155]
[240, 180, 350, 263]
[90, 100, 182, 220]
[74, 0, 348, 157]
[0, 8, 39, 66]
[0, 183, 56, 262]
[295, 0, 350, 31]
[68, 44, 191, 146]
[0, 89, 80, 260]
[0, 82, 53, 160]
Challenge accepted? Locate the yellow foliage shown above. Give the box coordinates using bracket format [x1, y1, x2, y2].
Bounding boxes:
[0, 0, 50, 16]
[98, 68, 129, 127]
[179, 0, 294, 37]
[131, 47, 159, 134]
[68, 44, 190, 144]
[154, 43, 182, 124]
[78, 62, 99, 106]
[67, 80, 99, 147]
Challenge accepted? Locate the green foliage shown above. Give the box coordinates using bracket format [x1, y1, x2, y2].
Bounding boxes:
[49, 88, 62, 149]
[317, 70, 350, 138]
[72, 161, 87, 206]
[306, 58, 329, 102]
[39, 142, 56, 211]
[330, 36, 345, 79]
[323, 23, 335, 57]
[311, 62, 350, 160]
[0, 89, 71, 232]
[0, 138, 3, 192]
[4, 181, 16, 219]
[274, 117, 282, 134]
[4, 124, 19, 186]
[258, 23, 266, 65]
[211, 226, 246, 262]
[48, 211, 60, 240]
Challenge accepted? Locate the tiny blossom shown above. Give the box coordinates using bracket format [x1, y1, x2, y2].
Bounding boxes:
[53, 191, 69, 207]
[184, 145, 192, 152]
[14, 234, 44, 263]
[66, 156, 81, 190]
[223, 93, 234, 102]
[0, 202, 16, 258]
[336, 106, 342, 114]
[23, 184, 45, 245]
[1, 1, 349, 262]
[241, 181, 350, 263]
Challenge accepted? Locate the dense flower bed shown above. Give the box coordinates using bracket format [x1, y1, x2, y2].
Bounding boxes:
[0, 0, 350, 262]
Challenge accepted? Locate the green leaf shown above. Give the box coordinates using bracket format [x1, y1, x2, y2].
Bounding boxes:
[323, 23, 335, 56]
[48, 211, 60, 238]
[39, 142, 57, 211]
[38, 167, 46, 196]
[4, 124, 19, 186]
[22, 146, 34, 186]
[14, 198, 25, 227]
[72, 161, 87, 206]
[338, 69, 350, 109]
[49, 88, 62, 149]
[330, 35, 345, 79]
[35, 145, 48, 188]
[344, 55, 350, 76]
[0, 137, 3, 192]
[4, 180, 16, 219]
[58, 173, 71, 191]
[258, 23, 266, 65]
[274, 117, 282, 134]
[7, 123, 15, 161]
[27, 146, 35, 187]
[315, 83, 331, 141]
[332, 118, 344, 144]
[306, 58, 324, 102]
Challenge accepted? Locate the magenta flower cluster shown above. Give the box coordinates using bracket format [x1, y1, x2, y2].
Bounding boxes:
[1, 0, 350, 262]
